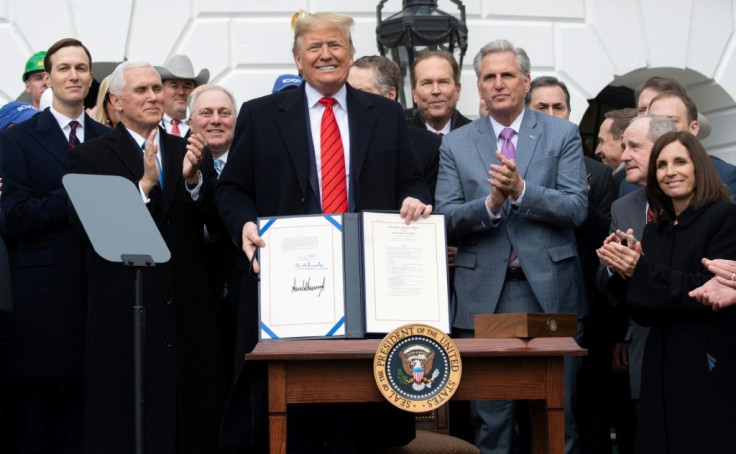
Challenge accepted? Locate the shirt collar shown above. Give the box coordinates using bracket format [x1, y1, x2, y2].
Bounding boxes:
[49, 106, 85, 130]
[216, 150, 229, 164]
[126, 126, 161, 151]
[305, 83, 348, 111]
[489, 110, 524, 140]
[425, 119, 452, 136]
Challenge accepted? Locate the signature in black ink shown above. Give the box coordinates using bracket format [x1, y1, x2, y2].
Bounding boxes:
[295, 260, 326, 270]
[291, 277, 326, 297]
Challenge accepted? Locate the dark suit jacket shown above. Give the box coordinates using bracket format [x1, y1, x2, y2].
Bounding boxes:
[217, 83, 431, 249]
[577, 157, 626, 355]
[596, 187, 651, 400]
[0, 108, 108, 377]
[710, 156, 736, 197]
[409, 109, 471, 132]
[216, 83, 430, 450]
[408, 126, 441, 202]
[67, 125, 224, 454]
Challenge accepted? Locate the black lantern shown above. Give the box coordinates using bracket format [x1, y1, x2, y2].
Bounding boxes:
[376, 0, 468, 109]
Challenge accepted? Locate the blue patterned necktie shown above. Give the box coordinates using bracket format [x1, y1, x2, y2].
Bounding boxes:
[214, 158, 224, 178]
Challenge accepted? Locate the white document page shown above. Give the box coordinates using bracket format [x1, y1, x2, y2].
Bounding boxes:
[258, 215, 345, 339]
[362, 212, 450, 333]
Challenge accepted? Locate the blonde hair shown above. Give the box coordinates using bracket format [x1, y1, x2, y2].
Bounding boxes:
[94, 74, 113, 127]
[292, 12, 355, 57]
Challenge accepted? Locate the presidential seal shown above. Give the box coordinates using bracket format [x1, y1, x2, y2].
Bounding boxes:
[373, 324, 462, 413]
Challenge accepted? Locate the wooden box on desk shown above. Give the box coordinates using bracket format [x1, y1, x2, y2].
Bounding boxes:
[474, 313, 577, 338]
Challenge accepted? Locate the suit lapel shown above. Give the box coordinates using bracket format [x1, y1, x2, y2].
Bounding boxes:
[160, 127, 180, 214]
[346, 85, 376, 209]
[515, 108, 540, 179]
[275, 87, 311, 202]
[84, 113, 109, 140]
[632, 189, 647, 237]
[109, 124, 144, 181]
[472, 118, 497, 177]
[31, 109, 71, 168]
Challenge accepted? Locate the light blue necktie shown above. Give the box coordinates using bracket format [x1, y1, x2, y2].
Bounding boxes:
[214, 158, 224, 178]
[141, 141, 164, 190]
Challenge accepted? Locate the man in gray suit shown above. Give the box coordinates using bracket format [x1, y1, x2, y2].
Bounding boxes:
[435, 39, 588, 454]
[596, 115, 675, 414]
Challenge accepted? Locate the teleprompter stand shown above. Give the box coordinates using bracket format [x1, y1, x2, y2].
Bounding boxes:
[63, 174, 170, 454]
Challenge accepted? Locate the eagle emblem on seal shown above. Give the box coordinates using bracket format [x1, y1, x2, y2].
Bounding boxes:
[398, 344, 441, 391]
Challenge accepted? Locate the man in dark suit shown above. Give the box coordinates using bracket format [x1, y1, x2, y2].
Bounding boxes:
[596, 108, 637, 190]
[435, 40, 588, 454]
[527, 75, 635, 453]
[0, 38, 108, 453]
[67, 61, 224, 453]
[348, 55, 441, 198]
[187, 83, 240, 384]
[216, 12, 432, 452]
[409, 50, 471, 135]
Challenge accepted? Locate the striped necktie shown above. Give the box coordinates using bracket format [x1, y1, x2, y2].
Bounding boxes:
[68, 121, 81, 147]
[319, 97, 348, 213]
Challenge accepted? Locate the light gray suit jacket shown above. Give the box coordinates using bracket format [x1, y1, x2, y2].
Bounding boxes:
[435, 108, 588, 329]
[595, 186, 650, 399]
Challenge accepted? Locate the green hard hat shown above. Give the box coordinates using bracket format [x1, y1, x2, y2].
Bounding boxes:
[23, 51, 46, 81]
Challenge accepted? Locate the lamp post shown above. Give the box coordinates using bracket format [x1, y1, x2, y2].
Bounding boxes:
[376, 0, 468, 109]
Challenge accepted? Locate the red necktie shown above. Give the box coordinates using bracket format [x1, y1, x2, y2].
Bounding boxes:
[171, 119, 181, 137]
[437, 132, 444, 138]
[319, 97, 347, 213]
[646, 206, 654, 223]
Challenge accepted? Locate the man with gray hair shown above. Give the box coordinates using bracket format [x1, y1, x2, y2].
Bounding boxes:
[68, 60, 225, 453]
[596, 115, 677, 454]
[435, 39, 588, 453]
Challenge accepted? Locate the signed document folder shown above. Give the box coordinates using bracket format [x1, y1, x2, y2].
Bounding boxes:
[257, 212, 450, 339]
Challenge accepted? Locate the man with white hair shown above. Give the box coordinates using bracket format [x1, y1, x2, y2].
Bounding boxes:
[68, 60, 225, 453]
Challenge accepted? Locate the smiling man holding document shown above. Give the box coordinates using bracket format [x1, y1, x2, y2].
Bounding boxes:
[216, 11, 432, 452]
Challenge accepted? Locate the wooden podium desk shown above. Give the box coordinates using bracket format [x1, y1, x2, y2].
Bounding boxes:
[246, 337, 585, 454]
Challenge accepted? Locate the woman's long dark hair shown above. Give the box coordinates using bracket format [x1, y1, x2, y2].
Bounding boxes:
[646, 131, 731, 223]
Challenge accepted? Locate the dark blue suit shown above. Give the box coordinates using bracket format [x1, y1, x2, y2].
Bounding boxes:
[0, 108, 108, 452]
[216, 83, 431, 451]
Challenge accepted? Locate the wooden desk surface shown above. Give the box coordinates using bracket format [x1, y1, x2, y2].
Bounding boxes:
[247, 337, 586, 361]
